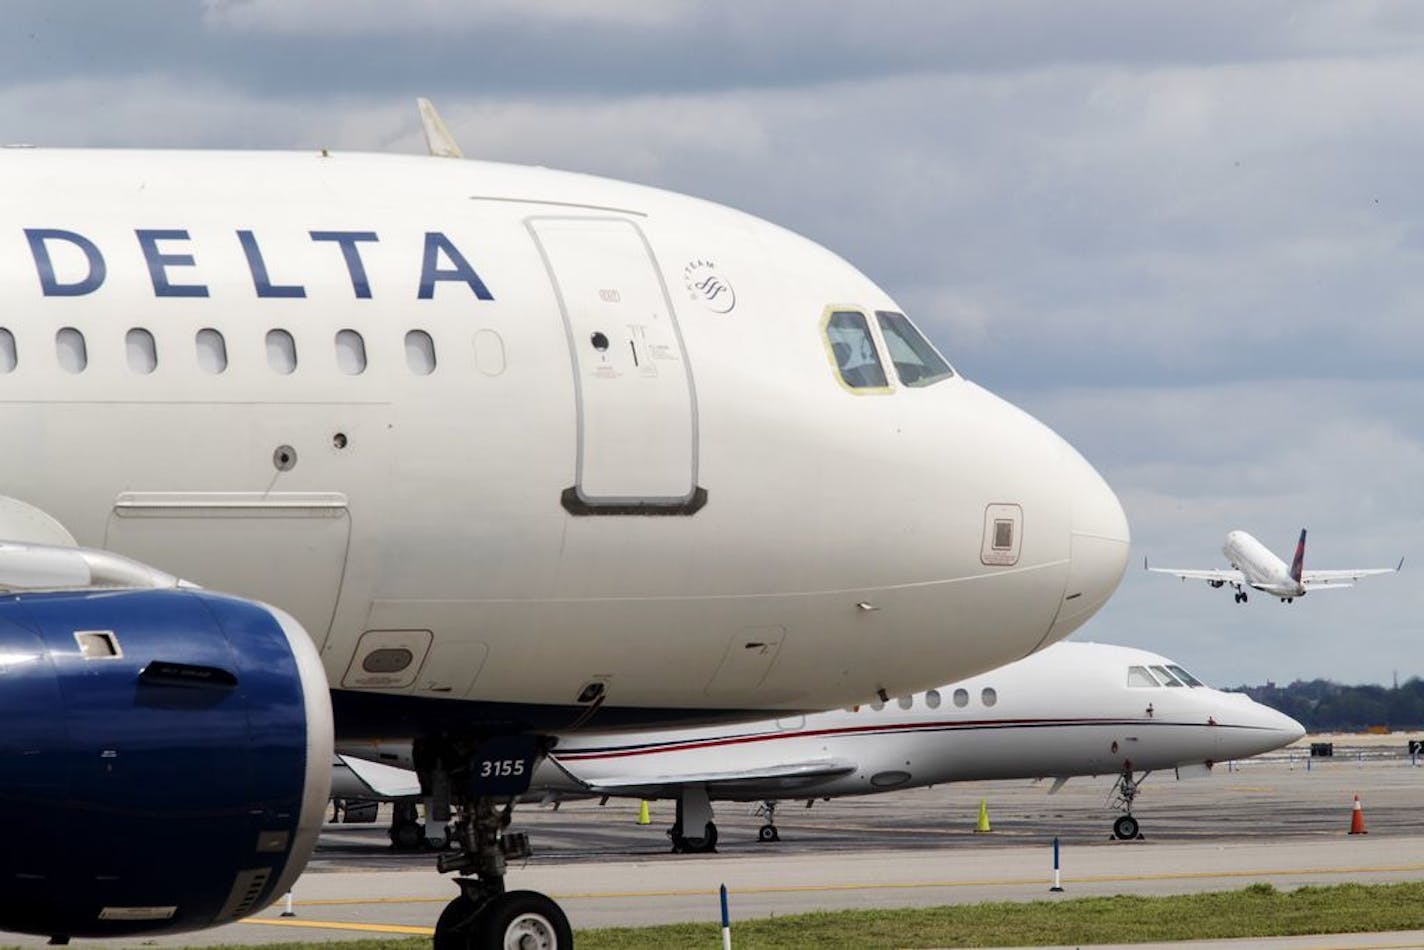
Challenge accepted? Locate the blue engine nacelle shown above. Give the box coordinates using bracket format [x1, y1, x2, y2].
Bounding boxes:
[0, 588, 332, 940]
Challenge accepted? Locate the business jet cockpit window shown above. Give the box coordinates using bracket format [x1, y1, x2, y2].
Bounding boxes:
[874, 311, 954, 387]
[824, 309, 889, 391]
[1150, 665, 1184, 687]
[1167, 664, 1204, 687]
[1127, 665, 1159, 688]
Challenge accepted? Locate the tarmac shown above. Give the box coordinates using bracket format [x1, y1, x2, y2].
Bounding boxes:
[4, 739, 1423, 948]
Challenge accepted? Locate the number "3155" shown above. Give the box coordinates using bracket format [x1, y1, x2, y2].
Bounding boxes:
[480, 759, 527, 778]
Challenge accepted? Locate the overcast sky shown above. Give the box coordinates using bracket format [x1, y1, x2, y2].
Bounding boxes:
[4, 1, 1419, 687]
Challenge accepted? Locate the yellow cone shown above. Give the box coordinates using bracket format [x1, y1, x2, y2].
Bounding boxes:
[974, 799, 992, 833]
[637, 800, 651, 825]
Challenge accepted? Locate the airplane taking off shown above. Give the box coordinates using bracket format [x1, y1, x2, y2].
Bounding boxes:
[338, 641, 1303, 848]
[1149, 530, 1401, 603]
[0, 103, 1127, 948]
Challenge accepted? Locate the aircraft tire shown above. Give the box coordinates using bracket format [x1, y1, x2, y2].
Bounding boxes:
[390, 821, 424, 852]
[758, 824, 780, 843]
[473, 891, 572, 949]
[1113, 815, 1140, 840]
[432, 895, 486, 950]
[672, 821, 719, 853]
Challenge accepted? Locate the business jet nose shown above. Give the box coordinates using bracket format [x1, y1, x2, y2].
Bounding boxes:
[1043, 445, 1131, 643]
[1218, 695, 1306, 758]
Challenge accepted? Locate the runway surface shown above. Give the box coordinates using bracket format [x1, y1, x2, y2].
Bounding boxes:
[5, 742, 1423, 947]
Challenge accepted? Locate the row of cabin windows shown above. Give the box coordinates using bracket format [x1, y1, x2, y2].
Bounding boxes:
[0, 327, 439, 377]
[865, 686, 998, 712]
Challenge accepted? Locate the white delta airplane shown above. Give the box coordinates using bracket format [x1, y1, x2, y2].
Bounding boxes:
[1149, 529, 1401, 603]
[0, 103, 1128, 948]
[337, 641, 1303, 849]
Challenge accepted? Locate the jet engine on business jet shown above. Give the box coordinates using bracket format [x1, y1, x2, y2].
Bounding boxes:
[0, 583, 332, 941]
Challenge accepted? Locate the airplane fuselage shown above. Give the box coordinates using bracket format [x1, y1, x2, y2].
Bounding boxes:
[0, 148, 1129, 735]
[539, 641, 1303, 800]
[1223, 531, 1303, 598]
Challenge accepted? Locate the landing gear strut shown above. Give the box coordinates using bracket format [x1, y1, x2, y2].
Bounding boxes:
[389, 801, 424, 851]
[1108, 765, 1148, 840]
[756, 799, 781, 842]
[668, 783, 718, 853]
[417, 737, 572, 950]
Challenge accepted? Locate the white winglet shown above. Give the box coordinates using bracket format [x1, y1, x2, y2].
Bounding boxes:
[417, 98, 464, 159]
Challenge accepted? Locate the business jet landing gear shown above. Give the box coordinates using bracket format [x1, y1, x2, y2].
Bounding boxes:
[1109, 766, 1148, 840]
[389, 801, 424, 851]
[416, 738, 572, 950]
[669, 783, 718, 853]
[756, 800, 781, 842]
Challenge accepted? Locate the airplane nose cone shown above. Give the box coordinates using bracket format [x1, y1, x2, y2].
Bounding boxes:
[1043, 446, 1131, 642]
[1219, 696, 1306, 758]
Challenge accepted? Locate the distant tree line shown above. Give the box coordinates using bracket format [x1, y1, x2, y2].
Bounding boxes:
[1233, 678, 1424, 732]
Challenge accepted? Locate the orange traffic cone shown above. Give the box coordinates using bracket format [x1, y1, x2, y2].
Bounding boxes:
[1348, 794, 1368, 835]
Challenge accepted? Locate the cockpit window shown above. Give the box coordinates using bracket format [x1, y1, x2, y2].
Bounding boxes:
[1150, 665, 1183, 686]
[824, 310, 889, 390]
[1127, 665, 1159, 688]
[1167, 664, 1204, 687]
[874, 311, 954, 387]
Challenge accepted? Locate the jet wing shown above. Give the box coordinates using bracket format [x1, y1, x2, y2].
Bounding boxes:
[548, 756, 856, 800]
[1146, 565, 1244, 585]
[1301, 566, 1398, 589]
[337, 754, 423, 800]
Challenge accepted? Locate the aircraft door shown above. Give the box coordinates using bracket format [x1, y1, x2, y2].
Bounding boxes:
[527, 217, 703, 514]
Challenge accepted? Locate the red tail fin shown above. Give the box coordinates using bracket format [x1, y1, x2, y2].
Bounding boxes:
[1290, 529, 1307, 583]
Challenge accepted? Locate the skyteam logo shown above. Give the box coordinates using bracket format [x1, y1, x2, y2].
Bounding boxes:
[682, 259, 736, 314]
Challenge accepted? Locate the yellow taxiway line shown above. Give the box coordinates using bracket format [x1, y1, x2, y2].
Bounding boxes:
[265, 861, 1424, 910]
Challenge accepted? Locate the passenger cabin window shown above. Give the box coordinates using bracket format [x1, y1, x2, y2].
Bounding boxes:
[1168, 665, 1204, 687]
[952, 688, 969, 708]
[1127, 666, 1159, 688]
[196, 328, 227, 374]
[981, 687, 998, 707]
[0, 328, 15, 373]
[824, 310, 888, 390]
[875, 311, 954, 387]
[266, 329, 297, 375]
[897, 695, 913, 710]
[56, 327, 86, 374]
[126, 328, 157, 374]
[405, 330, 436, 375]
[1150, 665, 1184, 687]
[335, 329, 367, 375]
[925, 688, 941, 709]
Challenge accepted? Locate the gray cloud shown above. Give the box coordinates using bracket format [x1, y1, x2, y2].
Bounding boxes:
[2, 1, 1420, 685]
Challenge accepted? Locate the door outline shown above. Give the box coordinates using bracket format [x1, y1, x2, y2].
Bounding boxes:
[527, 215, 706, 515]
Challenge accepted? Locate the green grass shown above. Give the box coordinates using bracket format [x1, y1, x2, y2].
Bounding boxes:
[6, 882, 1424, 949]
[572, 882, 1424, 948]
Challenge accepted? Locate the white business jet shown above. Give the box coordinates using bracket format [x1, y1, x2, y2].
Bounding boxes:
[338, 641, 1302, 849]
[537, 641, 1303, 847]
[0, 102, 1127, 947]
[1149, 529, 1400, 603]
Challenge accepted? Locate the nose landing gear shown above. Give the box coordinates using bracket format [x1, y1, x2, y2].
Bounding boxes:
[417, 737, 573, 950]
[755, 800, 781, 842]
[1109, 764, 1148, 840]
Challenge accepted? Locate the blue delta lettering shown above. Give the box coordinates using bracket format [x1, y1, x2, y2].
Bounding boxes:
[22, 228, 494, 301]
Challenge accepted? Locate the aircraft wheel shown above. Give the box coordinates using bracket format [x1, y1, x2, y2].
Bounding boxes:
[1113, 815, 1140, 840]
[390, 820, 424, 851]
[758, 824, 780, 843]
[672, 821, 718, 853]
[475, 890, 572, 949]
[432, 894, 487, 950]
